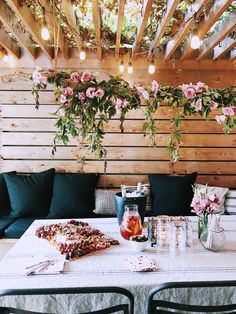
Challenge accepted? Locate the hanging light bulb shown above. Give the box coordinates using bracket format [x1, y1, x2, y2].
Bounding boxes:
[3, 54, 9, 63]
[148, 60, 155, 74]
[79, 50, 86, 60]
[41, 24, 50, 40]
[41, 8, 50, 41]
[190, 35, 201, 49]
[127, 61, 133, 74]
[119, 60, 125, 73]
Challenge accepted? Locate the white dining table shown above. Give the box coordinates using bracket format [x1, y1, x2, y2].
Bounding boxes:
[0, 216, 236, 314]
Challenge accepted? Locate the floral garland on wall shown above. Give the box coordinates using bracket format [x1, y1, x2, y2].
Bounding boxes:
[32, 68, 236, 162]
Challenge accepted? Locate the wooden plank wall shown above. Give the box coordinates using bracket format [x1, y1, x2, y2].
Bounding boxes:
[0, 53, 236, 188]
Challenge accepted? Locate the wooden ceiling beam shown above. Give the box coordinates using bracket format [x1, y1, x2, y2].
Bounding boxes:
[92, 0, 102, 60]
[230, 48, 236, 60]
[164, 0, 207, 60]
[0, 28, 21, 59]
[213, 37, 236, 60]
[132, 0, 153, 56]
[38, 0, 70, 59]
[182, 0, 233, 60]
[197, 11, 236, 59]
[115, 0, 125, 57]
[61, 0, 82, 50]
[148, 0, 180, 59]
[7, 0, 54, 59]
[0, 1, 37, 59]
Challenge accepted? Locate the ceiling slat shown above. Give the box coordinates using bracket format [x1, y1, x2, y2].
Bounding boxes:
[213, 37, 236, 60]
[7, 0, 54, 60]
[61, 0, 82, 50]
[0, 1, 37, 59]
[92, 0, 102, 60]
[182, 0, 233, 60]
[164, 0, 207, 60]
[230, 48, 236, 60]
[115, 0, 125, 57]
[132, 0, 153, 55]
[197, 11, 236, 59]
[0, 28, 21, 59]
[148, 0, 180, 58]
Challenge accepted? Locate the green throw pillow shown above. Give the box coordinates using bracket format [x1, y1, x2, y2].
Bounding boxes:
[148, 172, 197, 216]
[48, 173, 99, 218]
[4, 169, 55, 218]
[0, 172, 16, 217]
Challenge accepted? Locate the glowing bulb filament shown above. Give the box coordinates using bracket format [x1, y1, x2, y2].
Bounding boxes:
[148, 60, 155, 74]
[41, 26, 50, 41]
[80, 50, 86, 60]
[190, 35, 201, 49]
[127, 62, 133, 74]
[3, 55, 9, 63]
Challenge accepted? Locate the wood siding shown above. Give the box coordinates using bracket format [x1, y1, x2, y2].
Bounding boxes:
[0, 61, 236, 188]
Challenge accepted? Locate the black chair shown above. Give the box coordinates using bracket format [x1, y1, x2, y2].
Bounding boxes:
[0, 286, 134, 314]
[147, 281, 236, 314]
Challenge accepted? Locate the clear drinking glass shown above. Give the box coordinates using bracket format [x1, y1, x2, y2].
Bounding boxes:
[156, 216, 170, 247]
[168, 221, 186, 255]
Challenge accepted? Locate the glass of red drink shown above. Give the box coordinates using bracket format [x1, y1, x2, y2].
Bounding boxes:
[120, 204, 142, 240]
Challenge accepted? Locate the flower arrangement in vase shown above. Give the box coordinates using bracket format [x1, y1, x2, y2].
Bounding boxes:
[191, 185, 222, 239]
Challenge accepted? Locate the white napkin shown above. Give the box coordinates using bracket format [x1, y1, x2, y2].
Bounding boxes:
[24, 256, 65, 276]
[125, 255, 159, 272]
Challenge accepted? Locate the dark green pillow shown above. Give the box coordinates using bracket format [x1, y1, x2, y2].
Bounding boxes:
[0, 172, 16, 217]
[148, 172, 197, 216]
[4, 169, 55, 218]
[48, 173, 99, 218]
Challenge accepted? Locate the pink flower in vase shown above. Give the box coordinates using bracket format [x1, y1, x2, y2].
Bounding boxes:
[95, 88, 105, 98]
[195, 99, 202, 111]
[222, 107, 234, 116]
[78, 92, 86, 101]
[81, 71, 92, 83]
[184, 88, 196, 99]
[62, 87, 73, 97]
[70, 72, 81, 83]
[86, 87, 96, 98]
[59, 94, 67, 104]
[141, 90, 149, 100]
[151, 80, 159, 93]
[194, 81, 206, 93]
[210, 101, 218, 111]
[215, 115, 226, 124]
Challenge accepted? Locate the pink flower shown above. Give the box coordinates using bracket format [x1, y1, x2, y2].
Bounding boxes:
[81, 71, 92, 83]
[78, 92, 86, 101]
[70, 72, 81, 83]
[181, 84, 189, 92]
[215, 115, 226, 124]
[141, 90, 149, 100]
[95, 88, 104, 98]
[195, 99, 202, 111]
[122, 99, 129, 108]
[60, 94, 67, 104]
[115, 98, 123, 107]
[86, 87, 96, 98]
[210, 101, 218, 111]
[222, 107, 234, 116]
[62, 87, 73, 97]
[58, 108, 65, 117]
[136, 86, 145, 94]
[151, 80, 159, 93]
[32, 70, 47, 85]
[194, 81, 205, 93]
[184, 88, 196, 99]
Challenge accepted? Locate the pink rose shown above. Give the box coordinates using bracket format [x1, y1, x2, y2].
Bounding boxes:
[210, 101, 218, 111]
[222, 107, 234, 116]
[78, 92, 86, 101]
[184, 88, 196, 99]
[32, 70, 47, 85]
[95, 88, 104, 98]
[70, 72, 81, 83]
[194, 81, 205, 93]
[86, 87, 96, 98]
[215, 115, 226, 124]
[151, 80, 159, 93]
[195, 99, 202, 111]
[115, 98, 123, 107]
[81, 71, 92, 83]
[181, 84, 189, 92]
[62, 87, 73, 97]
[60, 94, 67, 104]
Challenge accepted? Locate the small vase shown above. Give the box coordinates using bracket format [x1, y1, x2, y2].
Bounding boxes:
[198, 213, 208, 239]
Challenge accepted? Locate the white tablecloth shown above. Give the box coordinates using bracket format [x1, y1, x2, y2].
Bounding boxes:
[0, 216, 236, 313]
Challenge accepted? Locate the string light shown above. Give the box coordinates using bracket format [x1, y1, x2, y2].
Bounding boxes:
[127, 61, 133, 74]
[79, 50, 86, 60]
[41, 7, 50, 41]
[119, 60, 124, 73]
[3, 54, 9, 63]
[190, 35, 201, 49]
[148, 60, 155, 74]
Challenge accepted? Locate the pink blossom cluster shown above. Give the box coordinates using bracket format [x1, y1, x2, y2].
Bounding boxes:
[182, 81, 206, 99]
[70, 71, 92, 84]
[60, 87, 73, 104]
[32, 68, 47, 86]
[191, 187, 222, 216]
[136, 86, 149, 100]
[85, 87, 105, 99]
[215, 106, 235, 124]
[115, 98, 129, 114]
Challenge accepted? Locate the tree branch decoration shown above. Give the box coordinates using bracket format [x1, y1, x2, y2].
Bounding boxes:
[32, 68, 236, 162]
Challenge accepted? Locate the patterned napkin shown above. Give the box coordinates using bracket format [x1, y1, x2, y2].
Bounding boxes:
[125, 255, 159, 272]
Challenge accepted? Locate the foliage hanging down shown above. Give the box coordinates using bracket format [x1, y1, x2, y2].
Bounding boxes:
[32, 68, 236, 162]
